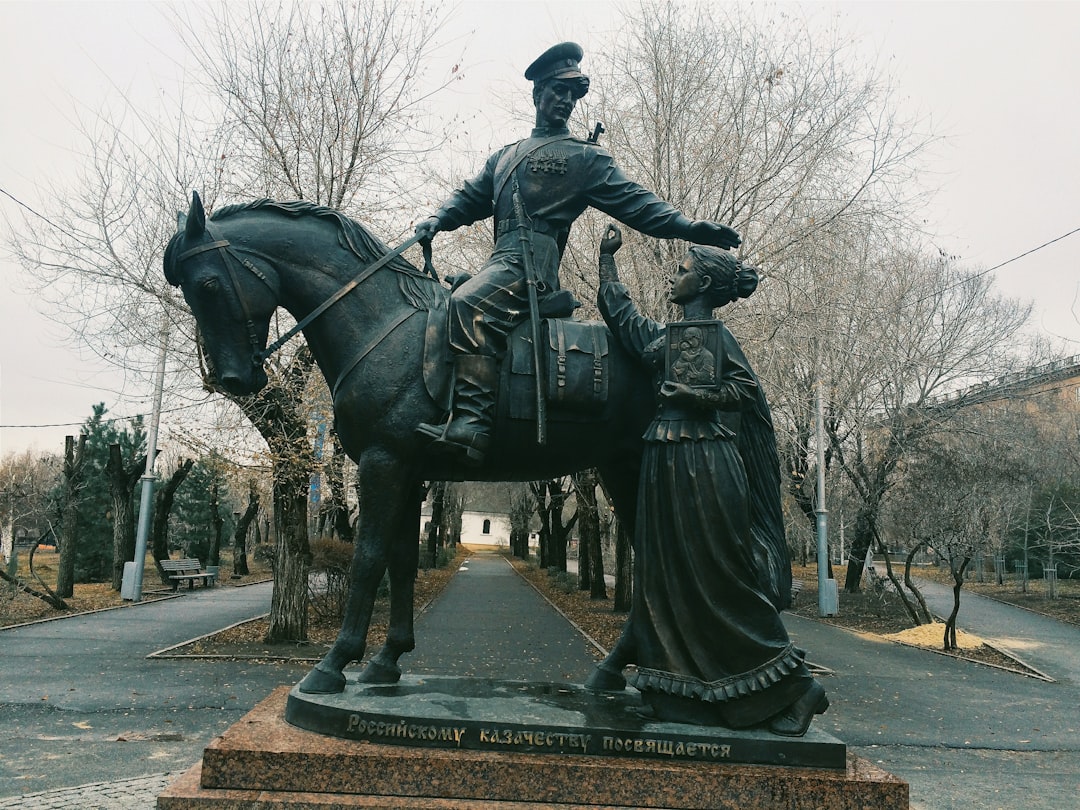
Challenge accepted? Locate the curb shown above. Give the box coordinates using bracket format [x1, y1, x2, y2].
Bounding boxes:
[146, 567, 454, 663]
[0, 591, 181, 632]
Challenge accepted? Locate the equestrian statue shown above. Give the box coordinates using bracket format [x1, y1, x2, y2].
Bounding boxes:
[162, 43, 825, 737]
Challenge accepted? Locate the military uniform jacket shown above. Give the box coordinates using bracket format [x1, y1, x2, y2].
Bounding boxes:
[433, 126, 695, 252]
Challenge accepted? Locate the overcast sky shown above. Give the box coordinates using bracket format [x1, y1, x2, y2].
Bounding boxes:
[2, 1, 1079, 458]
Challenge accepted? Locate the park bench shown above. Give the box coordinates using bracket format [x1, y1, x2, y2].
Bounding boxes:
[160, 558, 216, 591]
[789, 579, 804, 606]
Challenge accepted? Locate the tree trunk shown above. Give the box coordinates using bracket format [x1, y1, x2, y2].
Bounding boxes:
[943, 556, 971, 651]
[541, 478, 576, 573]
[531, 481, 552, 568]
[320, 433, 352, 541]
[56, 434, 87, 599]
[843, 506, 877, 593]
[151, 459, 194, 583]
[877, 542, 922, 626]
[265, 456, 311, 642]
[572, 469, 607, 599]
[903, 542, 934, 624]
[224, 349, 315, 644]
[425, 482, 446, 568]
[107, 443, 145, 590]
[208, 485, 223, 567]
[508, 485, 532, 560]
[614, 518, 632, 612]
[232, 485, 258, 577]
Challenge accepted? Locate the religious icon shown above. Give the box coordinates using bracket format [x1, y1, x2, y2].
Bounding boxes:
[665, 321, 722, 389]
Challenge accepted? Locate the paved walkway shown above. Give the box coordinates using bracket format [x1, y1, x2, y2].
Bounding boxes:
[0, 581, 288, 807]
[2, 553, 1079, 809]
[911, 577, 1079, 683]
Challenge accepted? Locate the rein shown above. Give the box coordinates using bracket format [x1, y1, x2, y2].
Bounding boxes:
[177, 223, 439, 373]
[259, 232, 434, 362]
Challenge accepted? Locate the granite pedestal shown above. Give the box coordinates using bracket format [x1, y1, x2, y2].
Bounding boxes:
[158, 680, 908, 809]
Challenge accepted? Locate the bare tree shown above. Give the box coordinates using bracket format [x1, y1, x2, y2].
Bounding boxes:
[180, 0, 454, 217]
[8, 0, 458, 642]
[562, 4, 931, 312]
[822, 250, 1030, 592]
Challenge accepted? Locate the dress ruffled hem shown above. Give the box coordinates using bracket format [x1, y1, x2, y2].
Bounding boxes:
[642, 418, 735, 443]
[627, 644, 805, 703]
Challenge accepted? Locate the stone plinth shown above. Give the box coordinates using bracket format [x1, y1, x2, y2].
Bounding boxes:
[158, 684, 908, 810]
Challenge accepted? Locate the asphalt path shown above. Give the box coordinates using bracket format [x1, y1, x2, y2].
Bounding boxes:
[910, 577, 1079, 684]
[788, 576, 1080, 810]
[0, 581, 304, 797]
[2, 558, 1079, 810]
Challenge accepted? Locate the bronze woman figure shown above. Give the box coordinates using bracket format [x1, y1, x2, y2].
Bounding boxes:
[596, 225, 827, 737]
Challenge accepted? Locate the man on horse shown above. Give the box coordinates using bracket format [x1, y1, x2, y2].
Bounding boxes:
[415, 42, 741, 465]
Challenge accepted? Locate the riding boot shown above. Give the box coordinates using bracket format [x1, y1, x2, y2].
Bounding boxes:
[417, 354, 498, 466]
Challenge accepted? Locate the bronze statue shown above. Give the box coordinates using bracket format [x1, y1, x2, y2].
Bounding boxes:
[590, 225, 827, 737]
[164, 44, 816, 736]
[414, 42, 741, 466]
[164, 192, 655, 695]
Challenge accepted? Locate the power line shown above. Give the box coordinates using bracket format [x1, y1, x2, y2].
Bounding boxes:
[0, 185, 78, 238]
[941, 225, 1080, 292]
[0, 400, 212, 430]
[979, 225, 1080, 278]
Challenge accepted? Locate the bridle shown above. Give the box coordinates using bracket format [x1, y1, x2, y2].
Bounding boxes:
[176, 221, 279, 371]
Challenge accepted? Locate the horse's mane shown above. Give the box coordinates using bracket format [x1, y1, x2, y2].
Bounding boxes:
[212, 199, 444, 311]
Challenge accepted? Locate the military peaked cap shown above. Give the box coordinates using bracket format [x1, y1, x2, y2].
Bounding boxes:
[525, 42, 590, 98]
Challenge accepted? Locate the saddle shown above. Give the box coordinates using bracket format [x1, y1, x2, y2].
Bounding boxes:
[422, 299, 611, 424]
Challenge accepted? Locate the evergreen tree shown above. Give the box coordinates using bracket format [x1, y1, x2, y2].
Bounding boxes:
[169, 457, 234, 562]
[51, 404, 146, 584]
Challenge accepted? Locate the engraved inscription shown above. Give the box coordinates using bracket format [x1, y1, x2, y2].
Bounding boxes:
[478, 728, 592, 751]
[345, 715, 466, 747]
[602, 736, 732, 760]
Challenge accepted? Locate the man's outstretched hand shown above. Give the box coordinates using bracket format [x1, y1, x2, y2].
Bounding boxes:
[687, 220, 741, 250]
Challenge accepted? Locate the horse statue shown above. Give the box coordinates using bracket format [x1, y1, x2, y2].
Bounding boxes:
[164, 192, 652, 695]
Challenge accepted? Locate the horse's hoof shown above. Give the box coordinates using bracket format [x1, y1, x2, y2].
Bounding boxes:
[357, 660, 402, 684]
[297, 665, 347, 695]
[584, 666, 626, 692]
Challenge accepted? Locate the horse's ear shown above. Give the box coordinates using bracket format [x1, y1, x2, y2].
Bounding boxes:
[185, 191, 206, 239]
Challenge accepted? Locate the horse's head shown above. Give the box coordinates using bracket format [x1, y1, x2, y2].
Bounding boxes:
[164, 192, 279, 395]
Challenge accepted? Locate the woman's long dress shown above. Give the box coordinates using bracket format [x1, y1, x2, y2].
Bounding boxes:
[599, 278, 811, 727]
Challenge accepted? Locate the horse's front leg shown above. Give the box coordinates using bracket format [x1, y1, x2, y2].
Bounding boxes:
[298, 451, 409, 695]
[357, 485, 422, 684]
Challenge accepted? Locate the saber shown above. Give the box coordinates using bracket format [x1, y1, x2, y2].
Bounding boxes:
[512, 179, 548, 446]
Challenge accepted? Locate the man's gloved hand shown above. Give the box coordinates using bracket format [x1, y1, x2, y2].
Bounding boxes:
[687, 220, 741, 250]
[414, 216, 441, 243]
